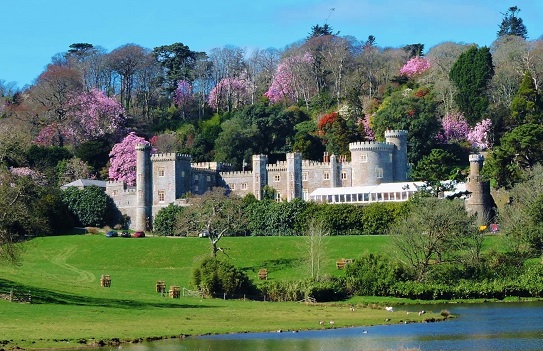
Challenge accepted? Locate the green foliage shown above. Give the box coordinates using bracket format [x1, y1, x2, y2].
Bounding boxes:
[497, 6, 528, 39]
[74, 138, 113, 175]
[245, 199, 311, 236]
[484, 124, 543, 188]
[192, 257, 255, 297]
[391, 197, 479, 281]
[371, 86, 440, 164]
[360, 202, 407, 236]
[61, 186, 113, 227]
[411, 148, 462, 181]
[259, 278, 347, 302]
[26, 145, 72, 172]
[449, 46, 494, 124]
[153, 204, 184, 236]
[509, 71, 543, 126]
[344, 254, 412, 296]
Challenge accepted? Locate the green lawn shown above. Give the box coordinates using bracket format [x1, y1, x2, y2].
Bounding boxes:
[0, 233, 500, 349]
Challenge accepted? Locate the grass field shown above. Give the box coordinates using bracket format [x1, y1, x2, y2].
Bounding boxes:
[0, 233, 500, 349]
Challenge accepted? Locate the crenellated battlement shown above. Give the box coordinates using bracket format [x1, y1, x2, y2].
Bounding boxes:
[191, 161, 232, 171]
[220, 170, 253, 177]
[349, 141, 395, 152]
[266, 166, 288, 172]
[150, 152, 191, 162]
[385, 130, 408, 138]
[469, 154, 485, 162]
[302, 160, 330, 167]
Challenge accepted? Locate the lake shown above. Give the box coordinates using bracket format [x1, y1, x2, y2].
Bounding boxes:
[112, 301, 543, 351]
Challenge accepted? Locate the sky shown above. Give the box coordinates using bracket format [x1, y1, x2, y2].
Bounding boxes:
[2, 0, 543, 88]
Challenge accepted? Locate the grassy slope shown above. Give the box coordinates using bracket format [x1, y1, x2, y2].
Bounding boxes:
[0, 234, 501, 349]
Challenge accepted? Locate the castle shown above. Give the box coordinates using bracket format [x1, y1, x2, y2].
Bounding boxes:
[105, 129, 492, 230]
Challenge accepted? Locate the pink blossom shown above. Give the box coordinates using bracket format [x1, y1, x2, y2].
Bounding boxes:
[264, 52, 314, 104]
[357, 114, 375, 141]
[436, 112, 470, 143]
[173, 80, 193, 112]
[10, 167, 47, 185]
[467, 118, 492, 150]
[208, 77, 249, 111]
[108, 132, 148, 186]
[400, 56, 431, 77]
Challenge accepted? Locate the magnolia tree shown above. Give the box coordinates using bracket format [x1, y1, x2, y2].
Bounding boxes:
[467, 118, 493, 150]
[207, 77, 249, 112]
[35, 89, 125, 146]
[264, 52, 315, 107]
[173, 79, 193, 118]
[108, 132, 148, 186]
[399, 56, 431, 77]
[437, 112, 492, 150]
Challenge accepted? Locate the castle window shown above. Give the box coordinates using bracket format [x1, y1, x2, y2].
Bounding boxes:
[302, 172, 308, 181]
[274, 174, 280, 182]
[376, 168, 384, 178]
[194, 174, 199, 181]
[112, 190, 118, 196]
[241, 183, 248, 190]
[360, 153, 368, 163]
[303, 189, 309, 201]
[181, 171, 185, 177]
[158, 190, 165, 203]
[207, 175, 211, 182]
[158, 167, 165, 177]
[323, 171, 330, 180]
[389, 153, 393, 163]
[228, 183, 235, 190]
[194, 185, 199, 192]
[275, 192, 281, 202]
[341, 171, 347, 180]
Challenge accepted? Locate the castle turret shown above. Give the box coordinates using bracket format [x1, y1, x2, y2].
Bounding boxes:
[286, 152, 302, 200]
[330, 154, 339, 187]
[252, 154, 268, 200]
[349, 141, 395, 186]
[135, 143, 152, 231]
[465, 154, 494, 225]
[385, 130, 408, 181]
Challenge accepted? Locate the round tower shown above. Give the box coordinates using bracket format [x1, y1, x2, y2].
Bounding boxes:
[385, 130, 408, 182]
[349, 141, 394, 186]
[135, 143, 151, 231]
[465, 154, 494, 225]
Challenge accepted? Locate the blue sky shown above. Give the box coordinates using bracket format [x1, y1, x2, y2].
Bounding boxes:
[2, 0, 543, 88]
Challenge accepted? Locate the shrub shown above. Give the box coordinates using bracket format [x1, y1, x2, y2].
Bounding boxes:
[61, 185, 113, 227]
[153, 204, 184, 236]
[259, 278, 347, 302]
[192, 257, 255, 297]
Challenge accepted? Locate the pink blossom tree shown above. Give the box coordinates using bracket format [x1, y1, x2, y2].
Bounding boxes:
[400, 56, 431, 77]
[173, 80, 193, 118]
[10, 167, 47, 186]
[436, 112, 470, 143]
[35, 89, 125, 146]
[208, 77, 249, 112]
[357, 114, 375, 141]
[264, 52, 315, 109]
[467, 118, 492, 150]
[108, 132, 148, 186]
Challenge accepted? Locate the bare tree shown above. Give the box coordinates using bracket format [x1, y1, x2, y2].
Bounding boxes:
[107, 44, 147, 111]
[391, 198, 479, 281]
[303, 218, 329, 280]
[175, 188, 247, 257]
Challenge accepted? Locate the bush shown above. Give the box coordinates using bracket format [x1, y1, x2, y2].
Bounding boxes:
[61, 185, 113, 227]
[259, 278, 347, 302]
[153, 204, 184, 236]
[192, 257, 255, 297]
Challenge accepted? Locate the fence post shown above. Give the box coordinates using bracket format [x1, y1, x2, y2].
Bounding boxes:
[9, 288, 14, 302]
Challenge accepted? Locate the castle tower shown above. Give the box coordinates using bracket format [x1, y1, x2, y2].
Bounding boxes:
[135, 143, 152, 231]
[286, 152, 302, 201]
[349, 141, 395, 186]
[465, 154, 494, 225]
[330, 154, 339, 188]
[385, 130, 408, 181]
[252, 154, 268, 200]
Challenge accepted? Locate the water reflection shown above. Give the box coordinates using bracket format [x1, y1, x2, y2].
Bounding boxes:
[110, 302, 543, 351]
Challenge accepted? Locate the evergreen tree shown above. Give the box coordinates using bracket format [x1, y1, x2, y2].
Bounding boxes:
[510, 72, 543, 126]
[449, 46, 494, 124]
[497, 6, 528, 39]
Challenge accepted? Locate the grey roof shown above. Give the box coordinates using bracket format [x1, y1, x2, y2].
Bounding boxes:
[60, 179, 107, 190]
